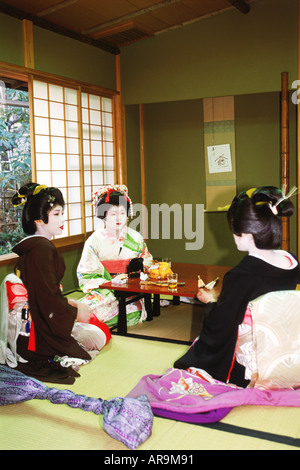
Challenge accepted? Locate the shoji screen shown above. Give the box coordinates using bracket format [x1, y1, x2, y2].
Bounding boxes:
[32, 79, 116, 238]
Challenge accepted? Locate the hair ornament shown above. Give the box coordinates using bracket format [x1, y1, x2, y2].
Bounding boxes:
[33, 184, 48, 196]
[217, 187, 257, 211]
[33, 185, 57, 206]
[246, 188, 257, 199]
[92, 184, 134, 217]
[47, 195, 56, 206]
[13, 193, 27, 208]
[269, 185, 298, 215]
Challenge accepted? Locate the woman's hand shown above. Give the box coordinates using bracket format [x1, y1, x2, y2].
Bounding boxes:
[68, 299, 91, 323]
[196, 288, 218, 304]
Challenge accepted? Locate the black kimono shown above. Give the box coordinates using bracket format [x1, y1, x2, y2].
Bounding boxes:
[13, 236, 90, 362]
[174, 255, 299, 387]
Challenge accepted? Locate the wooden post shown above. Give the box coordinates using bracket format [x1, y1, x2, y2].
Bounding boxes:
[281, 72, 289, 251]
[139, 104, 147, 239]
[22, 20, 34, 69]
[115, 54, 125, 184]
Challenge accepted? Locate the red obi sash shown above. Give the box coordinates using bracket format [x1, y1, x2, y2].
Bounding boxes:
[101, 259, 131, 274]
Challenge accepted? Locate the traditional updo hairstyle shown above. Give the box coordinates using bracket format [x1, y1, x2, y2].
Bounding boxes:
[227, 186, 294, 249]
[12, 183, 65, 235]
[95, 191, 131, 220]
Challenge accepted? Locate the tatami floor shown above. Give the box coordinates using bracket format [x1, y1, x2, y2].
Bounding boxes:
[127, 299, 205, 343]
[1, 301, 300, 452]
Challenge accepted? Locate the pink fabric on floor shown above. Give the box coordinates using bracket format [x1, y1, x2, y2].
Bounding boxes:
[128, 368, 300, 416]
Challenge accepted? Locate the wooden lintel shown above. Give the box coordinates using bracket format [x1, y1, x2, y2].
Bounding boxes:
[226, 0, 250, 14]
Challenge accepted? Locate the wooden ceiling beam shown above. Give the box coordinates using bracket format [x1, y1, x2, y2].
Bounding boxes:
[82, 0, 182, 35]
[226, 0, 250, 14]
[0, 1, 119, 54]
[37, 0, 79, 17]
[92, 21, 152, 40]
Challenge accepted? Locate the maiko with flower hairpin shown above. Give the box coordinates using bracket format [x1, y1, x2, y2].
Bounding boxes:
[92, 184, 134, 217]
[174, 186, 299, 388]
[76, 184, 153, 328]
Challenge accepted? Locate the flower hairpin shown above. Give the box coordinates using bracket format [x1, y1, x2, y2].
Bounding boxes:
[92, 184, 134, 217]
[48, 195, 56, 206]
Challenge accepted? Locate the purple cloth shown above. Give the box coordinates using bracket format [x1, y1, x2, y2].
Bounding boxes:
[127, 368, 300, 421]
[0, 365, 153, 450]
[153, 406, 232, 423]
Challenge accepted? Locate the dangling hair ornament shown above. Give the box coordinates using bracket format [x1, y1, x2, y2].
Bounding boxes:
[92, 184, 134, 217]
[269, 185, 298, 215]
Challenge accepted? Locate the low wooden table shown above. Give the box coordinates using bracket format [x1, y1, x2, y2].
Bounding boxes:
[103, 263, 231, 335]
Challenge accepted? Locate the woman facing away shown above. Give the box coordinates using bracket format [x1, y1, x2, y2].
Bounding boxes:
[174, 186, 299, 388]
[77, 184, 153, 327]
[10, 183, 108, 381]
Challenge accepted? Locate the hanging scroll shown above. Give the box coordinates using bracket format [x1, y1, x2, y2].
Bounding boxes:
[203, 96, 237, 211]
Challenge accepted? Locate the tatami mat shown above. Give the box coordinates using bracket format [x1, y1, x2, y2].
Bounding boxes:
[127, 301, 206, 343]
[1, 335, 300, 451]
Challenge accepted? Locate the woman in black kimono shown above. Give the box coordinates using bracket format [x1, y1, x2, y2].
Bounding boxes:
[174, 187, 299, 387]
[11, 183, 102, 382]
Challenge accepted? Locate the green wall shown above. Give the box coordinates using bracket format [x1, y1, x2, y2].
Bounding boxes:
[123, 0, 298, 267]
[126, 92, 297, 266]
[33, 26, 116, 90]
[120, 0, 297, 104]
[0, 13, 23, 65]
[0, 12, 116, 89]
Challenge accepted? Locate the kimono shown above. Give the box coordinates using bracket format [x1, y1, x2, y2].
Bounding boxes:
[77, 226, 153, 326]
[174, 252, 299, 387]
[12, 236, 91, 361]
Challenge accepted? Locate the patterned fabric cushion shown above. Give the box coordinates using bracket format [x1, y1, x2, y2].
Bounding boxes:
[248, 290, 300, 390]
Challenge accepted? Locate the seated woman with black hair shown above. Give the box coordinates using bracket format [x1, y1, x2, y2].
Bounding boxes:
[9, 183, 109, 382]
[174, 186, 299, 388]
[77, 184, 153, 327]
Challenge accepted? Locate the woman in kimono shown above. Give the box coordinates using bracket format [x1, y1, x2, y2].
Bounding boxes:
[10, 183, 109, 382]
[77, 184, 153, 327]
[174, 186, 299, 387]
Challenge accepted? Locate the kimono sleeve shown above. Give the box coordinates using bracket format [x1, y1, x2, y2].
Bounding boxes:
[140, 240, 153, 268]
[174, 269, 253, 382]
[77, 237, 111, 292]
